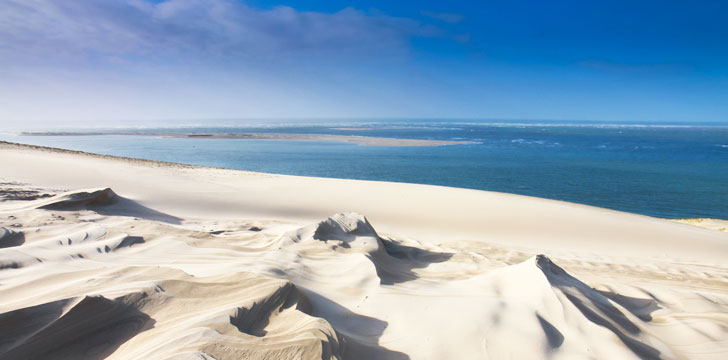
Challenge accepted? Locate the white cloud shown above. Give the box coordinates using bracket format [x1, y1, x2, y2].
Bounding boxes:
[420, 10, 464, 24]
[0, 0, 438, 66]
[0, 1, 465, 125]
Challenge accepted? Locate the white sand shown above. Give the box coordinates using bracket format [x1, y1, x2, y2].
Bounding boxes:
[1, 141, 727, 359]
[672, 218, 728, 232]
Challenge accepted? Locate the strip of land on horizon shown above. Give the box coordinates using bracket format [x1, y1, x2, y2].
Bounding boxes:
[20, 131, 478, 147]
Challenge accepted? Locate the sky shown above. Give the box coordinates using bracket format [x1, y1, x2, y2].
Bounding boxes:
[0, 0, 727, 127]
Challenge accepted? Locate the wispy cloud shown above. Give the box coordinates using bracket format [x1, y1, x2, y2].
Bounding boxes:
[420, 10, 464, 24]
[0, 0, 442, 66]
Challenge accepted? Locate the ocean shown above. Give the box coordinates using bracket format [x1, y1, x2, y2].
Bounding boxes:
[2, 120, 727, 219]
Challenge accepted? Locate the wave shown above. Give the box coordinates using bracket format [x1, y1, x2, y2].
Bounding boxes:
[510, 139, 562, 146]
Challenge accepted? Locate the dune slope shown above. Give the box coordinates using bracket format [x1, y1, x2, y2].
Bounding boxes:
[1, 142, 727, 359]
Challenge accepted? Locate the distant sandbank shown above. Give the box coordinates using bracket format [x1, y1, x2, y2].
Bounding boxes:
[21, 131, 478, 147]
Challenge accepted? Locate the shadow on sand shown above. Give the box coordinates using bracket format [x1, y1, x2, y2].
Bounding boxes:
[301, 289, 410, 360]
[95, 197, 183, 225]
[536, 255, 662, 360]
[0, 228, 25, 248]
[375, 238, 453, 285]
[33, 187, 182, 225]
[0, 294, 154, 360]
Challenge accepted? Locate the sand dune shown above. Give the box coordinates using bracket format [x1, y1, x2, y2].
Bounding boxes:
[1, 142, 727, 359]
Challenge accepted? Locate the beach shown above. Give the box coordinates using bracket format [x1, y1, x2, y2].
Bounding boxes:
[1, 141, 727, 359]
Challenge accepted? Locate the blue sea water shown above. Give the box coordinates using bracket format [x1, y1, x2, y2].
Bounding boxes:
[2, 120, 726, 219]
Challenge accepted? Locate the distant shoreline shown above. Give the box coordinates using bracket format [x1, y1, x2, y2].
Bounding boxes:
[20, 131, 478, 147]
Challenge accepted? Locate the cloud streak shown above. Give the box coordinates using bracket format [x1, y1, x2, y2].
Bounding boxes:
[420, 10, 464, 24]
[0, 0, 440, 66]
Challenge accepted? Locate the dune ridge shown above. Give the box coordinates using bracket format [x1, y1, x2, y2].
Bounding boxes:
[1, 143, 727, 359]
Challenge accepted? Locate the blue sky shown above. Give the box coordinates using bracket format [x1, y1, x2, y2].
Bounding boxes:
[0, 0, 726, 126]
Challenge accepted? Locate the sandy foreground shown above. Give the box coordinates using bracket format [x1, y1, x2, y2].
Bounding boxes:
[0, 141, 727, 360]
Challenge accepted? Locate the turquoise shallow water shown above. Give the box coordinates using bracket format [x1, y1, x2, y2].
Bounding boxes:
[2, 120, 727, 219]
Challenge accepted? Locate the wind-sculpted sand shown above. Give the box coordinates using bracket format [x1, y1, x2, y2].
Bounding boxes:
[1, 142, 727, 359]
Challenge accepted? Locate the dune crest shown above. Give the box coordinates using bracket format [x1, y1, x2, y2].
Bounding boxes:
[37, 188, 118, 210]
[534, 255, 663, 359]
[489, 255, 666, 359]
[0, 275, 344, 360]
[280, 212, 384, 253]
